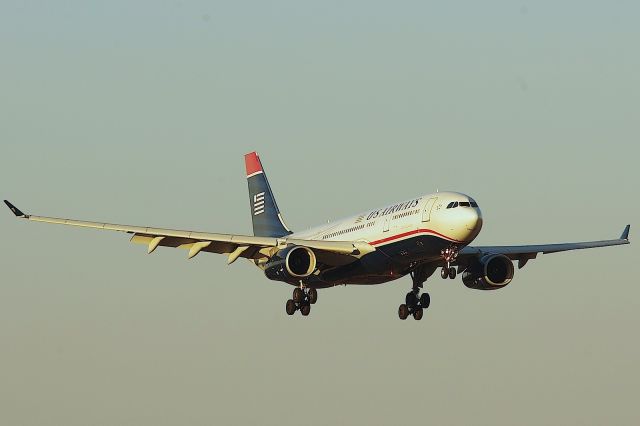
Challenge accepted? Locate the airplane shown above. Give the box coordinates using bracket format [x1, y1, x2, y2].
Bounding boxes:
[4, 151, 631, 320]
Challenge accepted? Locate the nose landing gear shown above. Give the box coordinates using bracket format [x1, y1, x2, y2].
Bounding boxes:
[286, 285, 318, 316]
[441, 266, 457, 279]
[440, 246, 459, 280]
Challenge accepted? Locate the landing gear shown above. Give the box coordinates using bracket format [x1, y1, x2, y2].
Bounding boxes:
[441, 267, 449, 279]
[419, 292, 430, 309]
[405, 291, 418, 307]
[286, 285, 318, 316]
[398, 289, 430, 320]
[286, 299, 296, 315]
[441, 266, 456, 279]
[398, 304, 409, 320]
[300, 304, 311, 316]
[440, 245, 459, 280]
[413, 308, 424, 321]
[399, 266, 434, 321]
[308, 288, 318, 304]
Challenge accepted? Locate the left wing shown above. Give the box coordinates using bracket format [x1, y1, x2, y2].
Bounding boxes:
[459, 225, 630, 268]
[3, 200, 374, 264]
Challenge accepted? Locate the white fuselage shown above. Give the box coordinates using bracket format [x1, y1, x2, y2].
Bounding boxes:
[290, 191, 483, 252]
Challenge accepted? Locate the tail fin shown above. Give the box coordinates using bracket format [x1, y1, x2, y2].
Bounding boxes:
[244, 152, 292, 237]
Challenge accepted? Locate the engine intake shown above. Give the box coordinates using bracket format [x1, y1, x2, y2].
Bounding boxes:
[462, 254, 514, 290]
[264, 246, 317, 282]
[285, 246, 316, 277]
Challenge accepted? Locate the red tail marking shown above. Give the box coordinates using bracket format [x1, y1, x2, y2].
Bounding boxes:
[244, 152, 263, 177]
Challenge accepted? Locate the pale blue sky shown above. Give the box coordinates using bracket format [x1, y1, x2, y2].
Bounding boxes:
[1, 1, 638, 425]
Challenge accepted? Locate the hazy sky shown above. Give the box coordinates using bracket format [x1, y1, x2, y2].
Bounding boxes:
[1, 1, 638, 425]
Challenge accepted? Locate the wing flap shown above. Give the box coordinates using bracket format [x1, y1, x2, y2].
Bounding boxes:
[130, 233, 253, 258]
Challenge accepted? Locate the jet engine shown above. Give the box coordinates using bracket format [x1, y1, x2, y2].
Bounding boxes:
[462, 254, 514, 290]
[264, 246, 317, 281]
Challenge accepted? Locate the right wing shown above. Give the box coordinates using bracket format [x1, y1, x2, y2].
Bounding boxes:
[458, 225, 630, 268]
[4, 200, 374, 265]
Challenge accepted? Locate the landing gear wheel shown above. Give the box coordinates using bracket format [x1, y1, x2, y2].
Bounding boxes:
[419, 292, 430, 309]
[300, 304, 311, 316]
[448, 267, 457, 279]
[286, 299, 296, 315]
[308, 288, 318, 304]
[413, 308, 424, 321]
[405, 292, 418, 307]
[398, 304, 409, 320]
[441, 267, 449, 279]
[293, 287, 304, 304]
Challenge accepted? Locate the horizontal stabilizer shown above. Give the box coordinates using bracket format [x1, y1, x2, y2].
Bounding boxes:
[4, 200, 26, 217]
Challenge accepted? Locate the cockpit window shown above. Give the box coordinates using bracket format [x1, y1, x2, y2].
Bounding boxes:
[447, 200, 478, 208]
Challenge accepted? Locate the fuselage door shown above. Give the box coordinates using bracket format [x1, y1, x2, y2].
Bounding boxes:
[383, 217, 390, 232]
[422, 197, 437, 222]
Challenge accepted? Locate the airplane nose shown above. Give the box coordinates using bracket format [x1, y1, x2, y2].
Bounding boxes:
[465, 208, 483, 237]
[444, 203, 483, 242]
[466, 210, 480, 230]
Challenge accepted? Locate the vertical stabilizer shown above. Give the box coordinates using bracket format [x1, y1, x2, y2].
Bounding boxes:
[245, 152, 292, 237]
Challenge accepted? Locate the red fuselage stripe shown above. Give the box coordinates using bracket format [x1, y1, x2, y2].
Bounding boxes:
[370, 229, 465, 246]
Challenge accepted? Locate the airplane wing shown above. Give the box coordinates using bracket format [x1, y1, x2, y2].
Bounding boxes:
[458, 225, 630, 268]
[3, 200, 374, 265]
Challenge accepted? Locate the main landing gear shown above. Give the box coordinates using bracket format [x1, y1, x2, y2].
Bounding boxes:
[285, 286, 318, 316]
[398, 266, 433, 321]
[398, 290, 430, 320]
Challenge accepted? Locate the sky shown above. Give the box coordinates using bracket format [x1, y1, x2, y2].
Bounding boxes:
[1, 1, 639, 425]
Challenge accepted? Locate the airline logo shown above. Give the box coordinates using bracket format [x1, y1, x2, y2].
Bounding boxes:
[366, 198, 421, 220]
[253, 192, 265, 215]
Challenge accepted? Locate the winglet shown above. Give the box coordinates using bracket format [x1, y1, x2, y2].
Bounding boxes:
[4, 200, 27, 217]
[620, 224, 630, 241]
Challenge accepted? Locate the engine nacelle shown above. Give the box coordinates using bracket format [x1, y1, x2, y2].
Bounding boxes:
[264, 246, 317, 282]
[462, 254, 514, 290]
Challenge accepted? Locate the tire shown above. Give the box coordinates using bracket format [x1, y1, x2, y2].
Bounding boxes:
[300, 304, 311, 316]
[286, 299, 296, 315]
[405, 292, 418, 307]
[413, 308, 424, 321]
[398, 304, 409, 320]
[441, 267, 449, 279]
[419, 292, 430, 309]
[448, 267, 457, 279]
[308, 288, 318, 304]
[293, 287, 304, 304]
